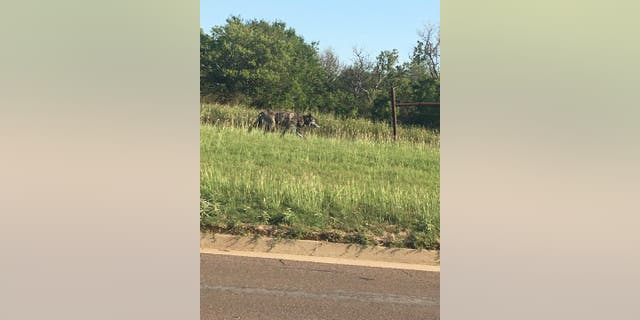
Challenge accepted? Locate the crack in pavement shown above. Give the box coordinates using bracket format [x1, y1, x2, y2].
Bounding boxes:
[201, 284, 439, 307]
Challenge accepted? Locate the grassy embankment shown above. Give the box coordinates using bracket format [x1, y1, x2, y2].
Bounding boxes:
[200, 103, 440, 249]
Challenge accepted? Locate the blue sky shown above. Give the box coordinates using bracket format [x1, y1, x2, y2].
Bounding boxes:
[201, 0, 439, 64]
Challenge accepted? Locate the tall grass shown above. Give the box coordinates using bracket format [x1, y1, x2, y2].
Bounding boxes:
[201, 103, 440, 146]
[200, 121, 440, 249]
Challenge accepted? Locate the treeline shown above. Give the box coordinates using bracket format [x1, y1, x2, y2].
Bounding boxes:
[201, 16, 440, 127]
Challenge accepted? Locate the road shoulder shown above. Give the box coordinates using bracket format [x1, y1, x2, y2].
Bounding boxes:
[201, 232, 440, 272]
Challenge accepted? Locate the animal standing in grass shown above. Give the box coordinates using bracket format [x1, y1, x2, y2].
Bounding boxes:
[250, 110, 319, 139]
[249, 110, 277, 133]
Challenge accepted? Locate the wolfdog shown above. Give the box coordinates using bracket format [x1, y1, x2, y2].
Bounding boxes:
[278, 111, 320, 138]
[249, 110, 319, 139]
[249, 110, 278, 133]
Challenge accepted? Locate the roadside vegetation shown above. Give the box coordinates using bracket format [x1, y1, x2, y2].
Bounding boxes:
[201, 16, 440, 128]
[201, 103, 439, 146]
[200, 104, 440, 249]
[200, 16, 440, 249]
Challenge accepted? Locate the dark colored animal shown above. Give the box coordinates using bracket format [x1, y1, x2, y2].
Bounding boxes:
[249, 110, 319, 139]
[278, 111, 319, 138]
[249, 110, 277, 133]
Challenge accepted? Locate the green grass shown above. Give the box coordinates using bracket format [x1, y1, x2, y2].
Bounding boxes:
[201, 103, 440, 146]
[200, 104, 440, 249]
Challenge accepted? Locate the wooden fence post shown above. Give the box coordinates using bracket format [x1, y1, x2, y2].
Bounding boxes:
[391, 87, 398, 141]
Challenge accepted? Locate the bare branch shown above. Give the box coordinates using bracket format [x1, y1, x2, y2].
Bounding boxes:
[417, 24, 440, 80]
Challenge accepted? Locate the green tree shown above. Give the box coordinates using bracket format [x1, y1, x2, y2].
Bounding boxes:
[200, 17, 440, 128]
[394, 24, 440, 128]
[202, 16, 326, 110]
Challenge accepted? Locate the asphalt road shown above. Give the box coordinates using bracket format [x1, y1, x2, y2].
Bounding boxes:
[201, 253, 440, 320]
